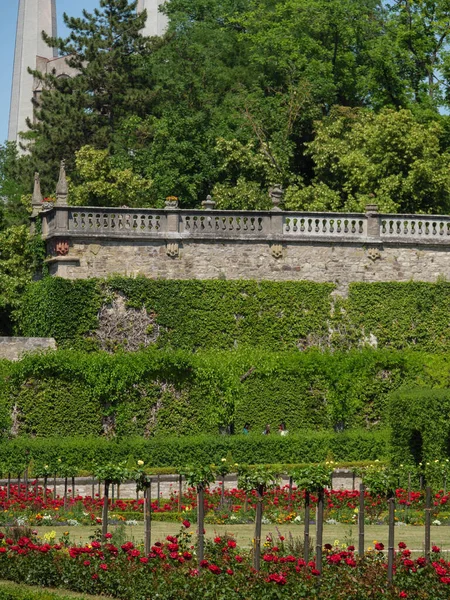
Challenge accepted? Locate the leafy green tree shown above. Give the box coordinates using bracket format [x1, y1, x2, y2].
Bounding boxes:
[285, 107, 450, 213]
[0, 225, 35, 335]
[70, 146, 153, 207]
[0, 143, 30, 230]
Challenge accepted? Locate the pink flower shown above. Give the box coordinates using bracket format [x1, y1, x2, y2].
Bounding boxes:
[182, 520, 191, 528]
[99, 563, 107, 571]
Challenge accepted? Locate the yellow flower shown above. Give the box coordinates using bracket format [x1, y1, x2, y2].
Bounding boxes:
[137, 460, 144, 466]
[334, 539, 339, 546]
[221, 458, 226, 462]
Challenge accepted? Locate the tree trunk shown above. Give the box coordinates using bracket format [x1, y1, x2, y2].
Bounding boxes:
[102, 480, 110, 540]
[197, 486, 205, 564]
[253, 485, 264, 571]
[315, 488, 324, 574]
[425, 486, 431, 563]
[304, 490, 310, 565]
[144, 483, 152, 555]
[358, 484, 365, 557]
[388, 497, 395, 583]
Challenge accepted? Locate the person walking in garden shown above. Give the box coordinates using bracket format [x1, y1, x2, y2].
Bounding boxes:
[262, 424, 271, 435]
[243, 423, 250, 435]
[279, 422, 288, 436]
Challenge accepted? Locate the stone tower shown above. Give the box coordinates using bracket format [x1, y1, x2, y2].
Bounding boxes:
[137, 0, 168, 37]
[8, 0, 58, 144]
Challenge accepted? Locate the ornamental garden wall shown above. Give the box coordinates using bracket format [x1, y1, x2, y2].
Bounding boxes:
[39, 204, 450, 293]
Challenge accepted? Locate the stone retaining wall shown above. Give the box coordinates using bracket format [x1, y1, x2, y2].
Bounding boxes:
[0, 337, 56, 361]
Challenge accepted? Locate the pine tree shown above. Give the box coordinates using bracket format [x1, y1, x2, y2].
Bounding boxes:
[25, 0, 153, 188]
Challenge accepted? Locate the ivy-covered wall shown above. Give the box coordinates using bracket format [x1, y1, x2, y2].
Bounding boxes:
[0, 348, 447, 438]
[15, 277, 450, 352]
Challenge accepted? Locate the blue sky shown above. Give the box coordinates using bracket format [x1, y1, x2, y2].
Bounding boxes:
[0, 0, 100, 144]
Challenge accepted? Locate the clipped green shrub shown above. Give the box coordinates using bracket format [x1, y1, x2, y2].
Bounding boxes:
[0, 348, 434, 437]
[0, 430, 389, 473]
[388, 386, 450, 466]
[15, 277, 450, 353]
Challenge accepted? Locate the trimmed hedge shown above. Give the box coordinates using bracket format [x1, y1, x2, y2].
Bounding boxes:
[389, 387, 450, 466]
[0, 348, 435, 437]
[15, 277, 450, 352]
[0, 430, 389, 474]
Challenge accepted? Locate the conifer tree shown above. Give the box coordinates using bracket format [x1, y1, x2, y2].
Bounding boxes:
[25, 0, 153, 188]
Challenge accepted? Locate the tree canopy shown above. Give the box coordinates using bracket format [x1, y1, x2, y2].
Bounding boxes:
[5, 0, 450, 211]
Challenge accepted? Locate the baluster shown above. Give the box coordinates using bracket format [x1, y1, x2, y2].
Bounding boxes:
[329, 219, 334, 233]
[235, 217, 241, 231]
[95, 213, 101, 229]
[351, 220, 356, 233]
[432, 222, 437, 235]
[299, 218, 304, 232]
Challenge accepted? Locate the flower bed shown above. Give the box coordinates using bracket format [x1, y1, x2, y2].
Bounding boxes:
[0, 525, 448, 599]
[1, 484, 450, 528]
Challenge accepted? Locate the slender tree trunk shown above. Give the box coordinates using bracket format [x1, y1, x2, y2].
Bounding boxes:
[64, 477, 68, 510]
[72, 476, 75, 499]
[316, 488, 324, 574]
[157, 475, 160, 509]
[425, 486, 431, 563]
[178, 475, 182, 512]
[358, 484, 365, 557]
[304, 490, 310, 565]
[7, 474, 10, 501]
[53, 473, 57, 499]
[144, 483, 152, 555]
[253, 485, 263, 571]
[197, 485, 205, 564]
[288, 476, 293, 512]
[92, 477, 95, 500]
[102, 480, 110, 540]
[388, 497, 395, 584]
[43, 476, 48, 500]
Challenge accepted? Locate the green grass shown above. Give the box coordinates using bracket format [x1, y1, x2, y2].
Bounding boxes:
[0, 581, 104, 599]
[34, 523, 450, 554]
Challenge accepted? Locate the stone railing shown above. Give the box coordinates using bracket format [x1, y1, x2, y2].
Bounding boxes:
[39, 204, 450, 246]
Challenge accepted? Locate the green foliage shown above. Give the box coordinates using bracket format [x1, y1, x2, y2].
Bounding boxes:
[388, 386, 450, 467]
[15, 278, 102, 347]
[344, 281, 450, 352]
[0, 583, 92, 600]
[94, 461, 129, 484]
[237, 465, 280, 492]
[19, 277, 450, 356]
[0, 431, 388, 473]
[70, 146, 153, 207]
[0, 143, 29, 230]
[359, 464, 398, 498]
[292, 464, 333, 492]
[0, 226, 35, 335]
[285, 108, 450, 214]
[182, 464, 215, 489]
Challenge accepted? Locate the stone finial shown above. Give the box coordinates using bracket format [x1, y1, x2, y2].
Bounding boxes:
[31, 172, 43, 217]
[165, 196, 179, 209]
[202, 195, 216, 210]
[269, 185, 284, 211]
[56, 160, 68, 206]
[365, 203, 378, 214]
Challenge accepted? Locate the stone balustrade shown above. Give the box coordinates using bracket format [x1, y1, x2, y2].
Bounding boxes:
[39, 205, 450, 246]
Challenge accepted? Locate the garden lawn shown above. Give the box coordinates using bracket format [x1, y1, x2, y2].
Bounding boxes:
[35, 523, 450, 554]
[0, 581, 104, 599]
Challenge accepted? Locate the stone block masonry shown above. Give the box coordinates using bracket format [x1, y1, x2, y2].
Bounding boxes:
[0, 337, 56, 361]
[38, 204, 450, 293]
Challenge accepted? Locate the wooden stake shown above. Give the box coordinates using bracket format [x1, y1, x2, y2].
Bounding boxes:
[387, 498, 395, 584]
[358, 484, 365, 557]
[304, 490, 310, 564]
[425, 486, 431, 562]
